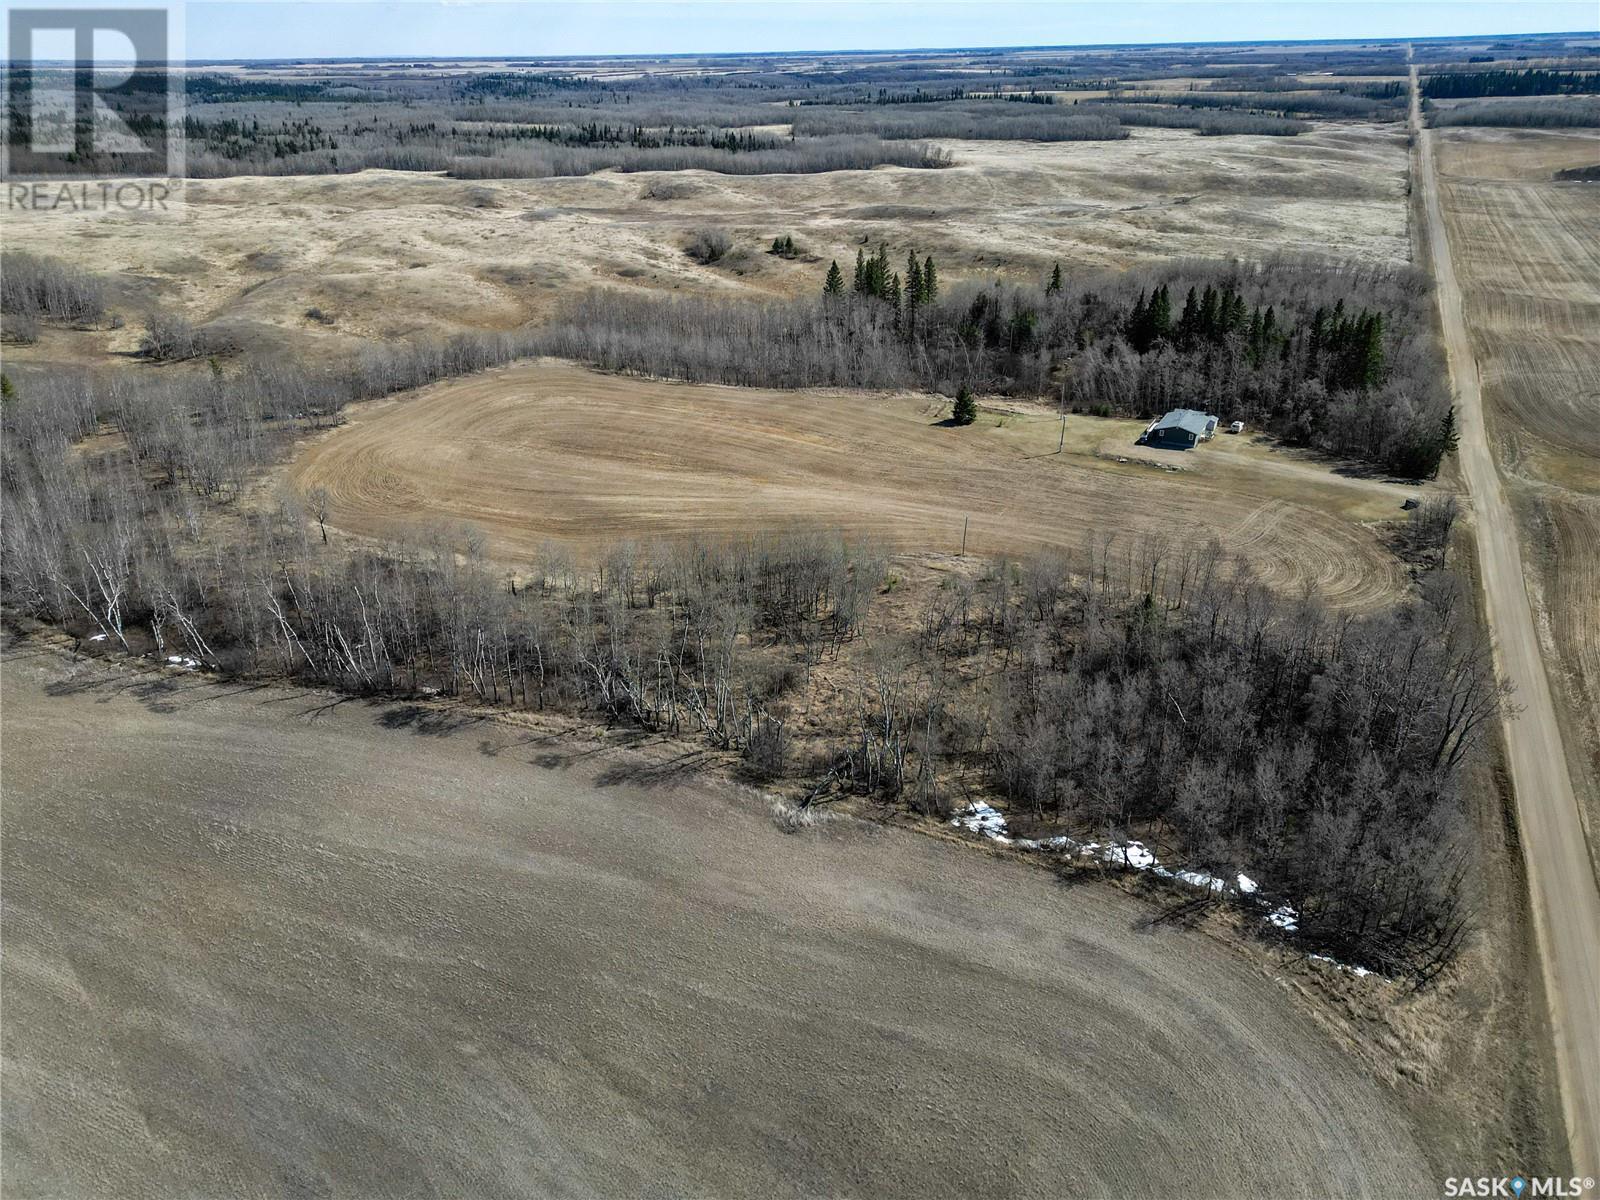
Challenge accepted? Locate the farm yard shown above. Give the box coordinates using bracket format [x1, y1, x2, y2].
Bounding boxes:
[288, 360, 1417, 610]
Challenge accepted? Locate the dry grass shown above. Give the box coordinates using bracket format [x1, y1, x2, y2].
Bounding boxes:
[287, 360, 1422, 609]
[2, 122, 1409, 368]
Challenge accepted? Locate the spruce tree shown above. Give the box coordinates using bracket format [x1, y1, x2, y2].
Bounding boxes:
[952, 384, 977, 426]
[1046, 262, 1062, 295]
[1199, 285, 1219, 341]
[1149, 284, 1172, 340]
[906, 252, 923, 309]
[1359, 312, 1385, 388]
[922, 255, 938, 304]
[853, 247, 867, 293]
[823, 259, 845, 297]
[1177, 286, 1199, 344]
[1440, 406, 1459, 458]
[1127, 290, 1151, 352]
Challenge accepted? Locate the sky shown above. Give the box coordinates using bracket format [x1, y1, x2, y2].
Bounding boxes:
[3, 0, 1592, 62]
[171, 1, 1596, 61]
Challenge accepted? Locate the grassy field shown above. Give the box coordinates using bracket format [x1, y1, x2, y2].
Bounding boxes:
[1, 642, 1441, 1199]
[287, 360, 1423, 609]
[1, 121, 1408, 365]
[1433, 126, 1600, 830]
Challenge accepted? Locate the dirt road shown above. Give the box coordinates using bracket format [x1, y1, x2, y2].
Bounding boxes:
[1412, 64, 1600, 1179]
[1, 645, 1432, 1199]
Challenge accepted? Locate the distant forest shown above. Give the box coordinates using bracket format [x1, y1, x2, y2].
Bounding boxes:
[4, 38, 1436, 179]
[1420, 68, 1600, 98]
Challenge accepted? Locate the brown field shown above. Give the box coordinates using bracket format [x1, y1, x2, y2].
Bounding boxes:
[1433, 127, 1600, 821]
[1, 643, 1440, 1198]
[288, 360, 1421, 608]
[2, 121, 1408, 367]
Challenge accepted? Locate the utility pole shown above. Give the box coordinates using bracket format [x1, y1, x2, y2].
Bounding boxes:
[961, 516, 969, 556]
[1058, 380, 1067, 453]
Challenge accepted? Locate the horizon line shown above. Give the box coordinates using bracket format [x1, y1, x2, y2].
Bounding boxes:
[175, 27, 1598, 67]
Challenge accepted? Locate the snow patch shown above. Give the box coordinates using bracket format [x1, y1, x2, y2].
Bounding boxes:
[951, 801, 1010, 841]
[88, 634, 108, 643]
[165, 655, 200, 670]
[1266, 905, 1300, 932]
[1308, 953, 1375, 979]
[1175, 869, 1229, 892]
[948, 802, 1308, 943]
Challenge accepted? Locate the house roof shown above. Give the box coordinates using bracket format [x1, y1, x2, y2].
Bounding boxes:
[1153, 408, 1214, 437]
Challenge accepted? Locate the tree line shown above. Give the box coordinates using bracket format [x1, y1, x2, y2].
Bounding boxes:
[1427, 97, 1600, 129]
[1420, 69, 1600, 99]
[537, 255, 1454, 478]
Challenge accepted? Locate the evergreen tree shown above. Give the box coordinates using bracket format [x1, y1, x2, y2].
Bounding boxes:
[1225, 290, 1247, 335]
[853, 247, 867, 294]
[1177, 286, 1199, 344]
[906, 251, 924, 306]
[871, 243, 890, 298]
[1358, 312, 1385, 389]
[1199, 285, 1219, 341]
[951, 384, 977, 426]
[823, 259, 845, 297]
[1046, 262, 1063, 295]
[1127, 290, 1151, 352]
[1149, 284, 1172, 340]
[0, 372, 14, 402]
[922, 256, 938, 304]
[1440, 406, 1459, 459]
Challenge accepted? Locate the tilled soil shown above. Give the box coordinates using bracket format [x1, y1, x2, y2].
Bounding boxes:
[2, 646, 1432, 1199]
[1433, 127, 1600, 812]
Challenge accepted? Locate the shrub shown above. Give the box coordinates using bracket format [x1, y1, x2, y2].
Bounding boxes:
[686, 228, 732, 265]
[744, 715, 790, 780]
[1, 312, 41, 344]
[138, 314, 238, 362]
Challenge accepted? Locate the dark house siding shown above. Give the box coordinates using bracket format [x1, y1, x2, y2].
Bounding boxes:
[1147, 425, 1199, 449]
